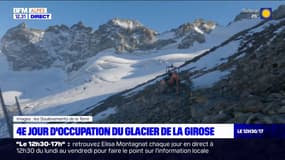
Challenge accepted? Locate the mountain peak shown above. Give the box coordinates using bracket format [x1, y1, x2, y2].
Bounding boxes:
[273, 5, 285, 19]
[108, 18, 143, 29]
[174, 19, 216, 37]
[71, 21, 87, 30]
[233, 9, 259, 22]
[13, 22, 27, 30]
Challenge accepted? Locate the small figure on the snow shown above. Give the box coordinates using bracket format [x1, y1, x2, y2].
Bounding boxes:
[160, 64, 180, 94]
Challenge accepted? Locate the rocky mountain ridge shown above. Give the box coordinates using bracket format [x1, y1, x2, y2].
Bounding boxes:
[1, 18, 217, 72]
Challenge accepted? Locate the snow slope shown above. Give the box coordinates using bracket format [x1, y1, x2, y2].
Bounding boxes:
[0, 47, 205, 117]
[192, 70, 230, 88]
[183, 40, 241, 72]
[21, 49, 206, 116]
[0, 48, 205, 140]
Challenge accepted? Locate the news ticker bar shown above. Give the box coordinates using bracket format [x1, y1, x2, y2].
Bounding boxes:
[12, 123, 285, 139]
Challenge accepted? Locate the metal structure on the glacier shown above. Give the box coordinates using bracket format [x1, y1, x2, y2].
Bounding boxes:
[0, 88, 12, 137]
[15, 96, 23, 116]
[0, 88, 23, 137]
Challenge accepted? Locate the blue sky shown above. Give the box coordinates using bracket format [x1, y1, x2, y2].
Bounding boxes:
[0, 1, 284, 37]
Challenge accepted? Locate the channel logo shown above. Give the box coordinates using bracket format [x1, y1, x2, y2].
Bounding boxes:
[13, 8, 52, 20]
[260, 8, 272, 20]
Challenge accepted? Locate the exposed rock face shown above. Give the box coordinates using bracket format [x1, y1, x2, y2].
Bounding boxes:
[92, 18, 157, 53]
[273, 5, 285, 19]
[1, 22, 92, 71]
[178, 32, 205, 49]
[0, 19, 159, 71]
[0, 23, 54, 70]
[173, 19, 216, 49]
[174, 19, 216, 37]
